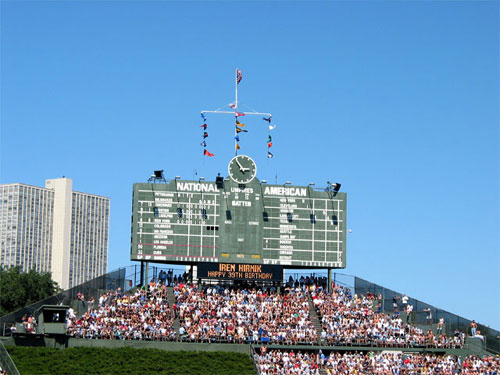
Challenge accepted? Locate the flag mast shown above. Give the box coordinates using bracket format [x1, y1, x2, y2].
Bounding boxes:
[234, 69, 239, 156]
[201, 69, 272, 157]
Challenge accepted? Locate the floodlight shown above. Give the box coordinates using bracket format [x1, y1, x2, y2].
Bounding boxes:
[148, 170, 166, 183]
[327, 181, 341, 193]
[215, 174, 224, 189]
[261, 180, 267, 184]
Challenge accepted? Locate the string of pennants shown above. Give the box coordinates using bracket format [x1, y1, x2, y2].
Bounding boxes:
[200, 113, 214, 157]
[264, 116, 276, 158]
[200, 69, 276, 158]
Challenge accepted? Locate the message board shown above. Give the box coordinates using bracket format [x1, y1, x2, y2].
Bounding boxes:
[131, 177, 347, 268]
[197, 262, 283, 281]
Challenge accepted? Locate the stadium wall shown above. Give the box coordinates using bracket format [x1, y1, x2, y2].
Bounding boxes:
[1, 336, 487, 358]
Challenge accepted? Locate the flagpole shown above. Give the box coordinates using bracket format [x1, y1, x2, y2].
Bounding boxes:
[200, 69, 272, 158]
[235, 68, 238, 156]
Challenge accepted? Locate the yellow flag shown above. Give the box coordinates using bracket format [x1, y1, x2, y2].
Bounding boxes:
[235, 120, 245, 127]
[235, 143, 240, 150]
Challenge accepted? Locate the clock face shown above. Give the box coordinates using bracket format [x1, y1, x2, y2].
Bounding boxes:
[228, 155, 257, 184]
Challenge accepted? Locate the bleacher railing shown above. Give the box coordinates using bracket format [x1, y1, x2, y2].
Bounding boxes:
[0, 339, 20, 375]
[0, 264, 180, 336]
[353, 276, 499, 354]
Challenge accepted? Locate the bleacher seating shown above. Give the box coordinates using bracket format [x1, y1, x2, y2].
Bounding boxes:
[173, 283, 317, 344]
[66, 280, 175, 340]
[311, 285, 465, 348]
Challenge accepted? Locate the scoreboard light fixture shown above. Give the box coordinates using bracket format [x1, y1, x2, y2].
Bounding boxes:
[327, 181, 341, 193]
[285, 181, 291, 185]
[175, 176, 181, 180]
[148, 170, 167, 183]
[261, 180, 267, 184]
[215, 174, 224, 189]
[199, 177, 205, 181]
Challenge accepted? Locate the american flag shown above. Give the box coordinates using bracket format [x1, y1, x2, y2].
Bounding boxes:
[236, 69, 242, 84]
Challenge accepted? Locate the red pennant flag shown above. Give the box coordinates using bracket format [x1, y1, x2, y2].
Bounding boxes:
[267, 142, 273, 148]
[235, 112, 245, 117]
[204, 149, 214, 157]
[201, 124, 207, 129]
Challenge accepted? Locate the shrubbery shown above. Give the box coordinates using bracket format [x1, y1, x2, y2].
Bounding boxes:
[7, 346, 255, 375]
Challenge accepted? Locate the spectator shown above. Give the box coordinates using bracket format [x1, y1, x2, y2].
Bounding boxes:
[437, 317, 444, 335]
[424, 307, 432, 324]
[470, 320, 477, 336]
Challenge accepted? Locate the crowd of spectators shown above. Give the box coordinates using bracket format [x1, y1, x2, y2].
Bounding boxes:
[9, 272, 488, 353]
[462, 355, 500, 374]
[17, 314, 37, 334]
[256, 347, 320, 375]
[321, 351, 460, 374]
[174, 283, 317, 344]
[66, 280, 175, 340]
[256, 350, 500, 375]
[312, 285, 466, 348]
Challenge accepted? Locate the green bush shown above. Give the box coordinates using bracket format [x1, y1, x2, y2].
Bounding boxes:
[7, 346, 256, 375]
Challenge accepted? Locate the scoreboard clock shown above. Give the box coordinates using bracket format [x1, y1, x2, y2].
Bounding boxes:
[228, 155, 257, 184]
[131, 155, 347, 269]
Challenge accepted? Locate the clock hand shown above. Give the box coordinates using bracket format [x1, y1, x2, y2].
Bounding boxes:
[235, 159, 245, 171]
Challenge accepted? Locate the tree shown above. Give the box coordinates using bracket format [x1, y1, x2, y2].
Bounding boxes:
[0, 266, 60, 316]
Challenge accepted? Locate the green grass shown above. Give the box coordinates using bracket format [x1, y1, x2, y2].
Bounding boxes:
[7, 346, 256, 375]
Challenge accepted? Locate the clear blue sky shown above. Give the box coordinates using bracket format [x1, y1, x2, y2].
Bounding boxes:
[1, 1, 498, 329]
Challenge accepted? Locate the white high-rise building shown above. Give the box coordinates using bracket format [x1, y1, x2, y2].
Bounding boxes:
[0, 177, 109, 290]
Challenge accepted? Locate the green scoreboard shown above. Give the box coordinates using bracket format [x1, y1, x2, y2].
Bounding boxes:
[130, 155, 347, 268]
